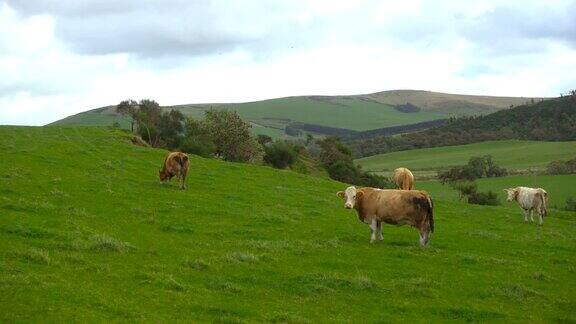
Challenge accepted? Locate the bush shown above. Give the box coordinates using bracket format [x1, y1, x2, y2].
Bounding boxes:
[547, 157, 576, 175]
[358, 172, 394, 189]
[439, 155, 507, 183]
[453, 181, 500, 206]
[565, 197, 576, 212]
[180, 136, 216, 158]
[326, 160, 359, 184]
[203, 109, 263, 163]
[468, 191, 500, 206]
[264, 141, 298, 169]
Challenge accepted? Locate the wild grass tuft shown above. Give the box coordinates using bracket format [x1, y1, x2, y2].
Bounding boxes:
[18, 248, 51, 265]
[89, 234, 135, 253]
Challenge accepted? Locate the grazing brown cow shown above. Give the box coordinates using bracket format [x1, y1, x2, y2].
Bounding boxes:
[393, 167, 414, 190]
[337, 186, 434, 246]
[159, 152, 189, 189]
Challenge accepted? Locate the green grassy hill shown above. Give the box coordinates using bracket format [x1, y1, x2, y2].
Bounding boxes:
[1, 126, 575, 322]
[49, 90, 538, 138]
[417, 174, 576, 209]
[356, 140, 576, 175]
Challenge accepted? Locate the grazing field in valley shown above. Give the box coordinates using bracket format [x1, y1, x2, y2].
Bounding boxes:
[356, 140, 576, 175]
[416, 174, 576, 210]
[1, 126, 575, 322]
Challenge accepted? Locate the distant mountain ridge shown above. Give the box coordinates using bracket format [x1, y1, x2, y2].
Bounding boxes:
[49, 90, 543, 138]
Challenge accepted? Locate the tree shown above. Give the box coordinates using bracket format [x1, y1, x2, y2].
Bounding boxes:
[116, 99, 139, 132]
[203, 109, 263, 163]
[264, 140, 298, 169]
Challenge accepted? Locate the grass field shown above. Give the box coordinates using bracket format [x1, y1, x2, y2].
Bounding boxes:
[1, 126, 575, 322]
[356, 140, 576, 174]
[417, 174, 576, 209]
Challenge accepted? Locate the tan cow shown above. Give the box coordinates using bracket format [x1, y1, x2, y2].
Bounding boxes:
[504, 187, 547, 225]
[337, 186, 434, 246]
[159, 152, 189, 190]
[393, 167, 414, 190]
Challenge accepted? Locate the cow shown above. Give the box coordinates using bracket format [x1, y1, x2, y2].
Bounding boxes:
[159, 152, 189, 190]
[504, 187, 547, 225]
[393, 167, 414, 190]
[336, 186, 434, 246]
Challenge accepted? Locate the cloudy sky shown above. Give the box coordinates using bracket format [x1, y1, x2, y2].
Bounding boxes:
[1, 0, 575, 125]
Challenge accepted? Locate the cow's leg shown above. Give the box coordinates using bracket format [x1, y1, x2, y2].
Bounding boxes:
[522, 209, 529, 222]
[369, 219, 378, 243]
[419, 227, 430, 247]
[177, 169, 186, 190]
[529, 208, 535, 222]
[376, 221, 383, 241]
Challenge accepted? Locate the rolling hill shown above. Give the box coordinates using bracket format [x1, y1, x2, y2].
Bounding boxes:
[1, 126, 575, 322]
[49, 90, 539, 138]
[356, 140, 576, 175]
[350, 95, 576, 157]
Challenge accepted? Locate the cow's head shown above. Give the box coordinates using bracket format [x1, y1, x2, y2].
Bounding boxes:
[503, 188, 518, 202]
[336, 186, 364, 209]
[159, 169, 169, 182]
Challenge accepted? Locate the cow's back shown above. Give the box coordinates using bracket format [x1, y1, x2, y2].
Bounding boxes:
[358, 188, 429, 225]
[394, 168, 414, 190]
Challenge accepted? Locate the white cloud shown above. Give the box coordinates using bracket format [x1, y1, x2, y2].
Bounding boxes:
[0, 0, 575, 125]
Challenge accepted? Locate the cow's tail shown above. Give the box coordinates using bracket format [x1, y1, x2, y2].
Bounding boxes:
[178, 154, 189, 168]
[539, 190, 547, 217]
[427, 195, 434, 233]
[403, 171, 412, 190]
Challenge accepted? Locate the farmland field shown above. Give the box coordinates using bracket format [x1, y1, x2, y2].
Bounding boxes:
[356, 140, 576, 174]
[416, 174, 576, 209]
[1, 126, 575, 322]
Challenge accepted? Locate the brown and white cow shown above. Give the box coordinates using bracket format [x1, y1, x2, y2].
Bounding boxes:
[337, 186, 434, 246]
[393, 167, 414, 190]
[159, 152, 189, 190]
[504, 187, 547, 225]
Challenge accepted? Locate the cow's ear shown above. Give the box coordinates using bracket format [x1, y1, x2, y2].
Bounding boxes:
[336, 191, 345, 199]
[356, 191, 364, 199]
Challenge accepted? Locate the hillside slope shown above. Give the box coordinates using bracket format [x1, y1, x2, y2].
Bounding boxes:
[356, 140, 576, 173]
[49, 90, 539, 137]
[1, 126, 574, 322]
[350, 95, 576, 157]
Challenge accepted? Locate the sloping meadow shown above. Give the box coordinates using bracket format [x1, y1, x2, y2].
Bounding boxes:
[0, 126, 575, 322]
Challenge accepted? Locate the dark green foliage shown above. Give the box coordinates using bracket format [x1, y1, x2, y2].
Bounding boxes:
[395, 103, 421, 113]
[439, 155, 507, 183]
[257, 134, 273, 146]
[316, 137, 392, 188]
[453, 182, 500, 206]
[264, 141, 298, 169]
[116, 99, 185, 148]
[349, 94, 576, 157]
[203, 109, 263, 163]
[547, 157, 576, 175]
[565, 197, 576, 212]
[179, 118, 216, 158]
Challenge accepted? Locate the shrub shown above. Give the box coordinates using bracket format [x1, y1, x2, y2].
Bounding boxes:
[547, 157, 576, 175]
[326, 160, 359, 184]
[565, 197, 576, 212]
[453, 181, 500, 206]
[180, 136, 216, 158]
[264, 141, 298, 169]
[203, 109, 263, 163]
[439, 155, 507, 183]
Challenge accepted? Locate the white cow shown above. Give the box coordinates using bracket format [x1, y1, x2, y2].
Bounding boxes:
[504, 187, 547, 225]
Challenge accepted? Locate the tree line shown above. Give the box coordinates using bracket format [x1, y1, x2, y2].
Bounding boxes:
[116, 99, 391, 188]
